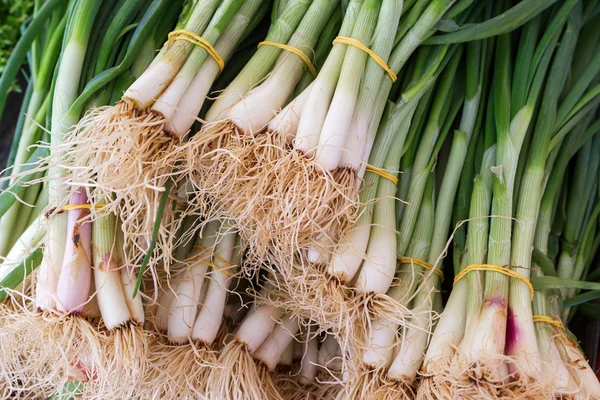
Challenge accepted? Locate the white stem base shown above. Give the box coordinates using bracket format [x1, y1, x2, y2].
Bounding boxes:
[362, 317, 397, 370]
[253, 316, 299, 370]
[328, 224, 371, 284]
[94, 268, 131, 330]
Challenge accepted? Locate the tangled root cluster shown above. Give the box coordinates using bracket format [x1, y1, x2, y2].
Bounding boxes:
[260, 269, 354, 335]
[275, 371, 341, 400]
[31, 101, 199, 271]
[0, 302, 107, 398]
[3, 107, 360, 289]
[340, 367, 414, 400]
[145, 341, 217, 399]
[175, 121, 359, 276]
[416, 353, 554, 400]
[206, 339, 283, 400]
[0, 293, 154, 400]
[257, 271, 418, 368]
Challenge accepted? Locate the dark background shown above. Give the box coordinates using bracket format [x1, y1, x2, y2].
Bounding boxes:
[0, 87, 23, 169]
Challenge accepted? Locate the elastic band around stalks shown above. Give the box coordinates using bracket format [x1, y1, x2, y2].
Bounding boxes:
[257, 41, 317, 77]
[532, 315, 564, 329]
[397, 256, 444, 280]
[61, 203, 107, 211]
[333, 36, 397, 82]
[193, 244, 235, 277]
[454, 264, 534, 301]
[168, 29, 225, 72]
[365, 165, 398, 185]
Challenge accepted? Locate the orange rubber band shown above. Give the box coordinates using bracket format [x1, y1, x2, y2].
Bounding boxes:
[365, 165, 398, 185]
[333, 36, 397, 82]
[258, 41, 317, 77]
[193, 244, 236, 277]
[168, 29, 224, 72]
[398, 256, 444, 281]
[454, 264, 534, 301]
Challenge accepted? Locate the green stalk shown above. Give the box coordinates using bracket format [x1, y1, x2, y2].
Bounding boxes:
[329, 49, 444, 282]
[393, 174, 436, 303]
[425, 0, 560, 44]
[314, 0, 383, 170]
[12, 12, 66, 172]
[531, 276, 600, 292]
[27, 183, 48, 228]
[386, 173, 437, 383]
[87, 0, 145, 81]
[462, 144, 495, 333]
[133, 179, 174, 297]
[30, 0, 43, 81]
[556, 138, 600, 296]
[206, 0, 313, 121]
[568, 202, 600, 296]
[451, 131, 479, 275]
[80, 0, 125, 88]
[340, 0, 402, 171]
[0, 247, 43, 303]
[394, 0, 429, 46]
[38, 0, 101, 311]
[450, 34, 492, 274]
[356, 0, 454, 169]
[67, 0, 172, 112]
[532, 115, 597, 282]
[555, 57, 600, 129]
[510, 15, 539, 118]
[356, 85, 421, 293]
[151, 0, 246, 117]
[507, 4, 582, 374]
[531, 247, 556, 277]
[10, 183, 44, 250]
[563, 290, 600, 309]
[293, 6, 342, 96]
[397, 47, 461, 256]
[3, 78, 33, 185]
[463, 29, 516, 367]
[396, 78, 433, 222]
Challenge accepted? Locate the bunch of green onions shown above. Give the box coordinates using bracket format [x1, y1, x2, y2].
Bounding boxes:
[0, 0, 598, 399]
[0, 0, 184, 397]
[420, 1, 600, 397]
[174, 0, 458, 278]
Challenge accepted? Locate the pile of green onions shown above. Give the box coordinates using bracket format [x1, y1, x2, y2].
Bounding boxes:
[0, 0, 599, 399]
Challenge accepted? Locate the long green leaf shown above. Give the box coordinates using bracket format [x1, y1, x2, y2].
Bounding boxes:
[425, 0, 559, 44]
[132, 178, 173, 298]
[563, 290, 600, 309]
[0, 247, 43, 302]
[531, 276, 600, 291]
[0, 146, 48, 219]
[532, 247, 557, 277]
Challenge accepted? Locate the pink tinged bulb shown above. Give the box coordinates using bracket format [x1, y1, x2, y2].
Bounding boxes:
[505, 306, 520, 354]
[56, 189, 93, 314]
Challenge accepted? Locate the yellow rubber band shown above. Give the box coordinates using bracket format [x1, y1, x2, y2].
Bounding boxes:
[257, 41, 317, 77]
[365, 165, 398, 185]
[454, 264, 535, 301]
[193, 244, 235, 277]
[333, 36, 397, 82]
[398, 256, 444, 281]
[532, 315, 564, 329]
[168, 29, 225, 72]
[62, 203, 106, 211]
